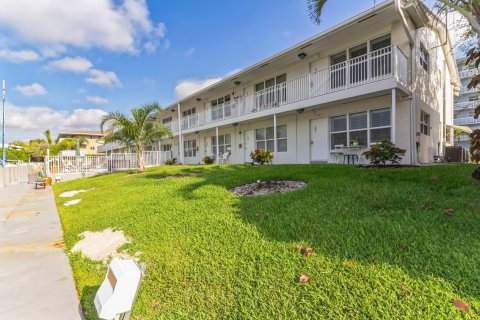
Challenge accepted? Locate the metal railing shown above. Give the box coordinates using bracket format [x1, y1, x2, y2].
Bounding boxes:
[170, 45, 408, 133]
[454, 117, 480, 125]
[455, 100, 480, 110]
[459, 68, 478, 79]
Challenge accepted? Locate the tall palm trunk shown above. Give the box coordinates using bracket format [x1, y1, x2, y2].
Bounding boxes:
[136, 144, 144, 173]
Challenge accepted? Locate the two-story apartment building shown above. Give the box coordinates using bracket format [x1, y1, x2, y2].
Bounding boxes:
[454, 58, 479, 149]
[56, 130, 106, 155]
[101, 0, 459, 165]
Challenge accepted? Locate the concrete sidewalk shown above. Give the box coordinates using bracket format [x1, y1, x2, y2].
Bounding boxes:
[0, 183, 83, 320]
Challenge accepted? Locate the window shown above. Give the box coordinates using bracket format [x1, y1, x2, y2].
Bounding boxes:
[370, 108, 391, 143]
[183, 140, 196, 157]
[329, 108, 391, 148]
[420, 111, 430, 135]
[211, 95, 231, 121]
[160, 144, 172, 152]
[255, 125, 287, 152]
[330, 51, 347, 89]
[211, 134, 231, 155]
[162, 117, 172, 124]
[370, 35, 392, 77]
[254, 74, 287, 110]
[182, 108, 196, 117]
[420, 44, 429, 71]
[349, 112, 368, 146]
[90, 146, 95, 151]
[349, 43, 368, 84]
[330, 115, 347, 147]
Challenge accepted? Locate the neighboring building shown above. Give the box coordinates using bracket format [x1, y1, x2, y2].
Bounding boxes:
[101, 0, 460, 165]
[453, 58, 479, 149]
[56, 130, 106, 155]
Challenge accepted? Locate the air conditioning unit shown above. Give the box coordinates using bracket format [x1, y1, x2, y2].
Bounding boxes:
[444, 146, 464, 163]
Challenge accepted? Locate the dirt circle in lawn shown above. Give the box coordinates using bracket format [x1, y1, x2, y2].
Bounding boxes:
[230, 180, 307, 196]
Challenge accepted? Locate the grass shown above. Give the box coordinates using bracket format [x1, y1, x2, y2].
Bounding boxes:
[54, 164, 480, 319]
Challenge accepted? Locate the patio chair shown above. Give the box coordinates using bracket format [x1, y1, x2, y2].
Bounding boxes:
[329, 145, 344, 164]
[218, 152, 230, 164]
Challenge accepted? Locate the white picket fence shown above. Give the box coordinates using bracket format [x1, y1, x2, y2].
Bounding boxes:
[46, 151, 171, 174]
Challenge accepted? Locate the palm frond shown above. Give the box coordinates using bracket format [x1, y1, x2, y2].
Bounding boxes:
[307, 0, 328, 25]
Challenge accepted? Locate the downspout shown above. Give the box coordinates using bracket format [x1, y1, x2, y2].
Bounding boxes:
[395, 0, 417, 165]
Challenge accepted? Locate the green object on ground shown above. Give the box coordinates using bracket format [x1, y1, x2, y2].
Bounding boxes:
[54, 164, 480, 319]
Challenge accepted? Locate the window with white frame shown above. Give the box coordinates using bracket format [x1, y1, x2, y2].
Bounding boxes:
[162, 117, 172, 124]
[419, 44, 429, 71]
[330, 108, 391, 149]
[211, 134, 231, 155]
[370, 108, 391, 143]
[255, 125, 287, 152]
[182, 108, 196, 117]
[211, 95, 231, 121]
[420, 111, 430, 136]
[160, 144, 172, 152]
[254, 74, 287, 110]
[184, 140, 196, 157]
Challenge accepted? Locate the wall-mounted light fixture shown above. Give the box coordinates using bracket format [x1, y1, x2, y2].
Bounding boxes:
[297, 108, 305, 113]
[196, 98, 201, 102]
[171, 109, 176, 112]
[234, 81, 241, 86]
[298, 52, 307, 60]
[232, 123, 238, 126]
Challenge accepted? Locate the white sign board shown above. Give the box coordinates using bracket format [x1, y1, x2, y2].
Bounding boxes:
[94, 258, 142, 320]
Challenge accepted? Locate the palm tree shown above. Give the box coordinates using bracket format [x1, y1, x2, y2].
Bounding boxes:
[100, 102, 170, 173]
[307, 0, 328, 25]
[44, 129, 53, 148]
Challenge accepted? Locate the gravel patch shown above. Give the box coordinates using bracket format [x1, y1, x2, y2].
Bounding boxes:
[230, 180, 306, 196]
[59, 188, 95, 198]
[71, 228, 133, 263]
[64, 199, 81, 207]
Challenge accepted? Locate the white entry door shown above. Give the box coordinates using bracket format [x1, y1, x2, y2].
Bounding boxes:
[310, 118, 329, 162]
[244, 129, 255, 162]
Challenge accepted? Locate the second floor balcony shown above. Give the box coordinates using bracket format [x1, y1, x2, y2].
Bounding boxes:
[169, 45, 408, 134]
[455, 100, 480, 110]
[454, 117, 480, 126]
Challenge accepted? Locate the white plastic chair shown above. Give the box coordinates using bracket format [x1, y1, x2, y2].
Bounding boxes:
[329, 145, 344, 164]
[218, 152, 230, 164]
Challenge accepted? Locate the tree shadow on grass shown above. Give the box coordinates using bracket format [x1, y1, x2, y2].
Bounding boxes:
[171, 164, 480, 299]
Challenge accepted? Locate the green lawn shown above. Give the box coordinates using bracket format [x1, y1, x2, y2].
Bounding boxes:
[54, 164, 480, 319]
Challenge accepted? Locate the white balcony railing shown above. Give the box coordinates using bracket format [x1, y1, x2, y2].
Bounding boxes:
[455, 100, 480, 110]
[459, 68, 479, 79]
[460, 86, 480, 94]
[454, 117, 480, 125]
[169, 45, 408, 133]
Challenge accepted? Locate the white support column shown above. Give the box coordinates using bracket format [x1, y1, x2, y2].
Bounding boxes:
[215, 126, 219, 164]
[177, 102, 183, 163]
[273, 113, 277, 164]
[391, 88, 396, 144]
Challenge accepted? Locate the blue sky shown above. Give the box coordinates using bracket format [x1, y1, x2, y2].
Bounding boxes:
[0, 0, 393, 142]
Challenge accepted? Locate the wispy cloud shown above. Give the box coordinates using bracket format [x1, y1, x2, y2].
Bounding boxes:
[183, 47, 195, 57]
[85, 69, 122, 88]
[0, 49, 40, 63]
[46, 56, 93, 73]
[86, 95, 109, 104]
[15, 83, 47, 96]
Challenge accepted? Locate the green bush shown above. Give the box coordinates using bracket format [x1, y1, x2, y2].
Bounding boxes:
[203, 156, 214, 165]
[250, 149, 273, 165]
[0, 148, 30, 162]
[164, 158, 177, 165]
[362, 141, 406, 166]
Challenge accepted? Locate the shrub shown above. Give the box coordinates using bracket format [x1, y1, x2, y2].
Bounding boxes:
[362, 141, 406, 166]
[164, 158, 177, 165]
[203, 156, 214, 165]
[250, 149, 273, 165]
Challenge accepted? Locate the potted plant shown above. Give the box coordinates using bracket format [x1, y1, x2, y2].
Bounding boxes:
[350, 138, 359, 147]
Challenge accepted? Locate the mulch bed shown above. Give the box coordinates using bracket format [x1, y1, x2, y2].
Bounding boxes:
[230, 180, 307, 196]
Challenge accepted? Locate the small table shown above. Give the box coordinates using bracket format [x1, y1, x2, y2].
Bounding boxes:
[342, 145, 366, 165]
[35, 179, 47, 189]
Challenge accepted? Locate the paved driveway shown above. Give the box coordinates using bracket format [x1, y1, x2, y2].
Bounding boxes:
[0, 183, 83, 320]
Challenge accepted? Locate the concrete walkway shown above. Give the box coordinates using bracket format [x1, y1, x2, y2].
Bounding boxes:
[0, 183, 83, 320]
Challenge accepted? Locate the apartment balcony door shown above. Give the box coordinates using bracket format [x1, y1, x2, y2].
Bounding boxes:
[244, 129, 255, 163]
[310, 118, 329, 162]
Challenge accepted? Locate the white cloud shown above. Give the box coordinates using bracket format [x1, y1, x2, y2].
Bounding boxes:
[15, 83, 47, 96]
[86, 95, 109, 104]
[183, 47, 195, 57]
[163, 39, 171, 50]
[174, 78, 222, 99]
[144, 41, 157, 54]
[5, 103, 107, 136]
[47, 56, 93, 73]
[0, 0, 166, 54]
[0, 49, 39, 63]
[85, 69, 122, 88]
